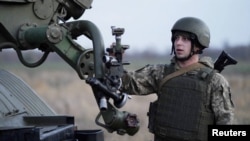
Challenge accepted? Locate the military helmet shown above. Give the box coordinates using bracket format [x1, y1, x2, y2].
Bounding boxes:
[171, 17, 210, 48]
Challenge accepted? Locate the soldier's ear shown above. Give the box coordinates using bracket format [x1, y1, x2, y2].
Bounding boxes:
[194, 46, 203, 54]
[193, 46, 199, 51]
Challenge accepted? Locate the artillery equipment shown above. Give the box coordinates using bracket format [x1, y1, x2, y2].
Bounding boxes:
[0, 0, 139, 141]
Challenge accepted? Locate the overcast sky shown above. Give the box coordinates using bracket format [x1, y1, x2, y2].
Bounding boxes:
[79, 0, 250, 54]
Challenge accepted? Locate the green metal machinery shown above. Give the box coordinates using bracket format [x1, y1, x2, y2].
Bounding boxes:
[0, 0, 139, 140]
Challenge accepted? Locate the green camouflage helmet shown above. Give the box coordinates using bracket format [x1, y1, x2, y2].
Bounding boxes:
[171, 17, 210, 48]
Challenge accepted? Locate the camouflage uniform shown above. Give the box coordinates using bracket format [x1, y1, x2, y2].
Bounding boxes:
[121, 56, 234, 141]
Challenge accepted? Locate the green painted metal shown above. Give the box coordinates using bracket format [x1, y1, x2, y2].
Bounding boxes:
[0, 0, 140, 138]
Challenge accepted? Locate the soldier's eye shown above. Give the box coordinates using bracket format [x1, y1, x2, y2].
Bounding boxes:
[182, 37, 189, 41]
[174, 35, 180, 40]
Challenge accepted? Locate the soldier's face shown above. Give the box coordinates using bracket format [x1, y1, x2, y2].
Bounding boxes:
[173, 34, 192, 60]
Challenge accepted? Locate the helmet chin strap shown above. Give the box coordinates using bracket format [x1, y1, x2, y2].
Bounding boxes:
[175, 53, 192, 61]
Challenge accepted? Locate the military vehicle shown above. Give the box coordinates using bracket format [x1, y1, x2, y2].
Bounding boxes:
[0, 0, 140, 141]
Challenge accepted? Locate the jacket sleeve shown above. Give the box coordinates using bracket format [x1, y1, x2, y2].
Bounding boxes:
[121, 64, 165, 95]
[210, 73, 235, 124]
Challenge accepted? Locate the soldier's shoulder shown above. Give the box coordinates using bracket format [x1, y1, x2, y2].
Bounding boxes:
[210, 72, 229, 86]
[200, 56, 214, 68]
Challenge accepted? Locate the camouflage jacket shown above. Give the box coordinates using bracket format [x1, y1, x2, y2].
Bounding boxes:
[121, 56, 235, 124]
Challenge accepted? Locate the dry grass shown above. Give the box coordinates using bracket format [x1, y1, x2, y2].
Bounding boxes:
[7, 68, 250, 141]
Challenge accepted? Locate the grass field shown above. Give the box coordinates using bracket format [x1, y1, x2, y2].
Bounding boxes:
[1, 59, 250, 141]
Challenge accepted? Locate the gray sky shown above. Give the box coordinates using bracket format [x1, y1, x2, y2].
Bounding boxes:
[79, 0, 250, 54]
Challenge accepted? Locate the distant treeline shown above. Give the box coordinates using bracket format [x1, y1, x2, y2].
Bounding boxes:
[0, 44, 249, 64]
[125, 44, 250, 62]
[203, 44, 250, 61]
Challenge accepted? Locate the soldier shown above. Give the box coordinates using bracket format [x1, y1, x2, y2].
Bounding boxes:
[121, 17, 234, 141]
